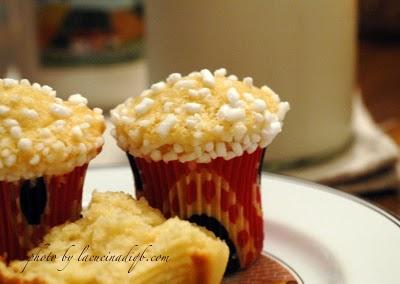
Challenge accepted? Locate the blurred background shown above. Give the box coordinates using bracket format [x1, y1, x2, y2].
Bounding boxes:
[0, 0, 399, 215]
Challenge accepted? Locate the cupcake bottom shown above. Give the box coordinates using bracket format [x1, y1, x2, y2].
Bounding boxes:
[0, 164, 88, 260]
[128, 148, 265, 273]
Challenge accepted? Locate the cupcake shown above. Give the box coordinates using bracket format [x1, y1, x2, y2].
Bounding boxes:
[0, 192, 229, 284]
[0, 78, 105, 260]
[111, 68, 289, 272]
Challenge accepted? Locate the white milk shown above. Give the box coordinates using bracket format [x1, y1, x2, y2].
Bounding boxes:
[146, 0, 356, 166]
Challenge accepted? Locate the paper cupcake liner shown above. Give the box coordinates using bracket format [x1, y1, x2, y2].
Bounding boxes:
[128, 148, 266, 272]
[0, 164, 88, 260]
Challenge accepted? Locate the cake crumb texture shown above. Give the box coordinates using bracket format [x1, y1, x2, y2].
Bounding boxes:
[0, 192, 229, 284]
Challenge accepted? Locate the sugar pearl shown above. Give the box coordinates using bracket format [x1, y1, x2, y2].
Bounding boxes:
[217, 104, 245, 122]
[18, 138, 32, 151]
[174, 79, 197, 89]
[3, 78, 18, 88]
[253, 99, 267, 113]
[68, 94, 88, 105]
[29, 155, 40, 165]
[135, 98, 154, 115]
[4, 154, 16, 167]
[150, 150, 162, 162]
[21, 108, 39, 119]
[151, 81, 167, 92]
[214, 68, 227, 77]
[166, 73, 182, 84]
[157, 114, 177, 137]
[50, 103, 72, 117]
[0, 105, 10, 115]
[72, 125, 83, 138]
[227, 88, 240, 106]
[200, 69, 215, 88]
[184, 102, 202, 114]
[3, 119, 18, 127]
[173, 144, 184, 153]
[243, 77, 253, 87]
[20, 79, 31, 86]
[216, 142, 227, 157]
[10, 126, 22, 138]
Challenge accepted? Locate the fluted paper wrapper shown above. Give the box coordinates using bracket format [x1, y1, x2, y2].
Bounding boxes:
[0, 164, 88, 260]
[128, 148, 265, 271]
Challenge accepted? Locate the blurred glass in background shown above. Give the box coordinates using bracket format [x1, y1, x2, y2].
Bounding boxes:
[1, 0, 399, 169]
[7, 0, 147, 109]
[146, 0, 357, 169]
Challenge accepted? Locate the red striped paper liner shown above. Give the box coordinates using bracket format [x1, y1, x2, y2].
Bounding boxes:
[129, 148, 265, 270]
[0, 164, 88, 261]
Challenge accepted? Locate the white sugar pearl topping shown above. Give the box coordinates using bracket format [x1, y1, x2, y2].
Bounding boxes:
[232, 142, 243, 155]
[137, 119, 153, 127]
[243, 92, 255, 102]
[188, 89, 199, 97]
[214, 68, 227, 77]
[10, 126, 22, 138]
[173, 144, 184, 153]
[20, 79, 30, 86]
[200, 69, 215, 88]
[135, 98, 154, 115]
[174, 79, 197, 89]
[4, 154, 16, 167]
[0, 105, 10, 115]
[72, 125, 83, 138]
[151, 81, 167, 92]
[68, 94, 88, 105]
[227, 75, 238, 81]
[3, 78, 18, 88]
[216, 142, 227, 157]
[163, 151, 178, 162]
[157, 114, 177, 137]
[232, 122, 247, 140]
[50, 103, 72, 117]
[53, 120, 66, 128]
[150, 150, 162, 162]
[217, 104, 245, 122]
[186, 116, 199, 128]
[198, 88, 211, 97]
[227, 88, 240, 106]
[21, 108, 39, 119]
[3, 119, 18, 127]
[184, 102, 202, 114]
[18, 138, 32, 151]
[29, 155, 40, 165]
[243, 77, 253, 87]
[32, 82, 41, 90]
[163, 102, 174, 112]
[253, 99, 267, 113]
[277, 101, 290, 120]
[204, 142, 214, 152]
[166, 73, 182, 84]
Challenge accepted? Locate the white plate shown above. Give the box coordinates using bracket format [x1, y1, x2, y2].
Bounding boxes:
[84, 166, 400, 284]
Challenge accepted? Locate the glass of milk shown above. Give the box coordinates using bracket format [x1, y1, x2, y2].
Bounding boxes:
[145, 0, 356, 169]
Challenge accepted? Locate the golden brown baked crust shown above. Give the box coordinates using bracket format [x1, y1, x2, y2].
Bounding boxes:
[0, 79, 105, 181]
[111, 68, 289, 163]
[0, 192, 229, 284]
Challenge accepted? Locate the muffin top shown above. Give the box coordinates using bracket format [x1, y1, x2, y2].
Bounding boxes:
[111, 68, 289, 163]
[0, 78, 105, 181]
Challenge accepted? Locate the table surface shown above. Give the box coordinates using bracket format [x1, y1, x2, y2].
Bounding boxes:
[359, 40, 400, 218]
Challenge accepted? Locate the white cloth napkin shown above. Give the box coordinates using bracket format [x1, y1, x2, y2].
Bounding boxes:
[282, 96, 400, 193]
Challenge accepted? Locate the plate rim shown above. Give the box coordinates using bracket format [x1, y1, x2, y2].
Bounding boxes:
[265, 172, 400, 229]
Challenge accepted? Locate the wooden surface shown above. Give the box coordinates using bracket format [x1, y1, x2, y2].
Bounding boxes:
[359, 39, 400, 217]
